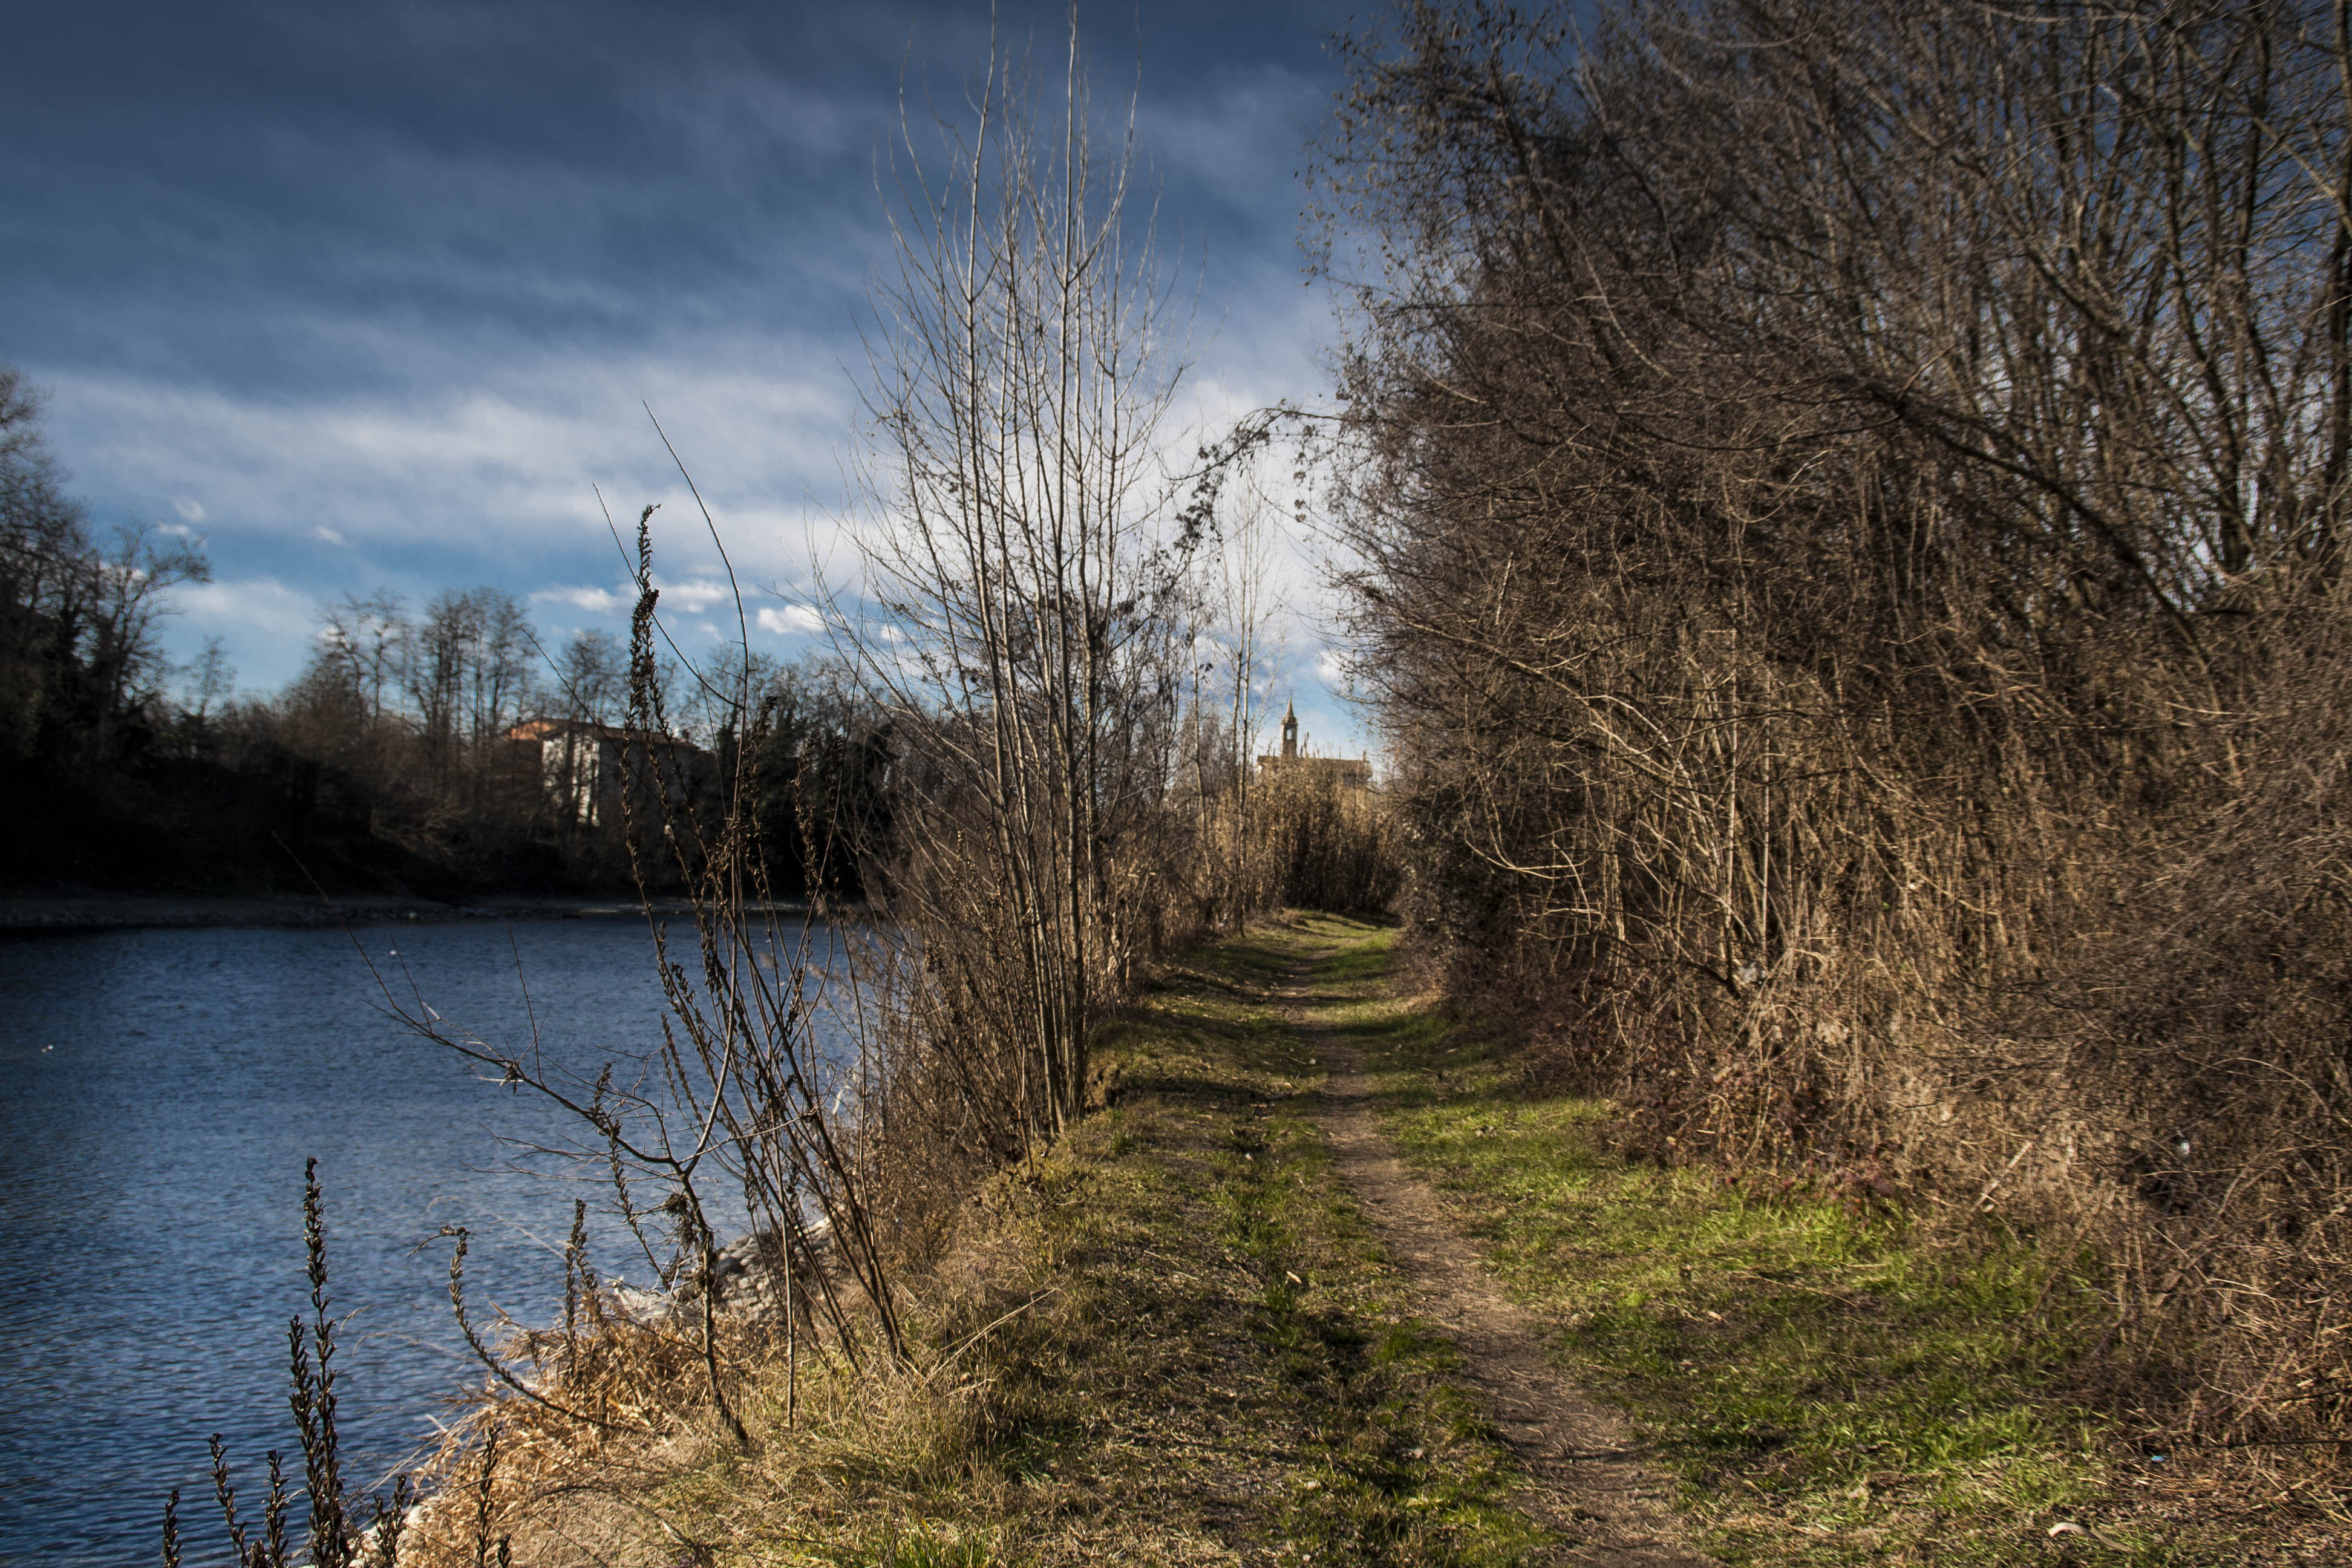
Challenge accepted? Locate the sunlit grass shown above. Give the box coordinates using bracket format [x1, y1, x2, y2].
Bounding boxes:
[621, 915, 1556, 1565]
[1313, 921, 2239, 1567]
[468, 914, 2270, 1564]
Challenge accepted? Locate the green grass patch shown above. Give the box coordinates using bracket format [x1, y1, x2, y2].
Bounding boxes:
[633, 916, 1558, 1566]
[1309, 921, 2250, 1567]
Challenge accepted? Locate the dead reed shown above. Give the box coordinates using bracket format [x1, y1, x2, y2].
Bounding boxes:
[164, 1161, 475, 1568]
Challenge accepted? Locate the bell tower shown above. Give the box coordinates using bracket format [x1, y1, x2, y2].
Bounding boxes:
[1281, 701, 1298, 760]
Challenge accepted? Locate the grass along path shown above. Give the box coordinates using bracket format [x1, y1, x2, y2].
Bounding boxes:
[609, 913, 2307, 1566]
[632, 914, 1561, 1565]
[1303, 917, 2308, 1567]
[1287, 955, 1714, 1567]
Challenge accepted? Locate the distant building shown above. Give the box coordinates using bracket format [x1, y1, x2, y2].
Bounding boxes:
[506, 718, 702, 826]
[1257, 701, 1372, 791]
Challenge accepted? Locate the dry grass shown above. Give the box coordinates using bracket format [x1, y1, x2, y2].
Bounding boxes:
[1315, 921, 2352, 1566]
[405, 919, 1550, 1566]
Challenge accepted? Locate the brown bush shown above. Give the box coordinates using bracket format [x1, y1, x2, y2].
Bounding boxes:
[1255, 762, 1401, 915]
[1325, 0, 2352, 1450]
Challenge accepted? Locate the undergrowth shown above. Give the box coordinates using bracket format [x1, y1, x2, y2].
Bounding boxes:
[1316, 920, 2344, 1566]
[470, 918, 1553, 1565]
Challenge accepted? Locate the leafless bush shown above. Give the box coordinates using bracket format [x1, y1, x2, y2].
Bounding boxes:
[289, 502, 920, 1565]
[1255, 761, 1400, 915]
[1326, 0, 2352, 1449]
[837, 16, 1216, 1166]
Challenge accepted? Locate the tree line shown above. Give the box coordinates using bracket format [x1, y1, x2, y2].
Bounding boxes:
[0, 354, 1377, 930]
[1322, 0, 2352, 1449]
[0, 385, 895, 900]
[2, 364, 207, 834]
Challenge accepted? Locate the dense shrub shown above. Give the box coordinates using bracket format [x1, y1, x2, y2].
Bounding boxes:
[1326, 0, 2352, 1446]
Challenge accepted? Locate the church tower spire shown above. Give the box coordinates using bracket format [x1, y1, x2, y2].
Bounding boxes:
[1281, 701, 1298, 760]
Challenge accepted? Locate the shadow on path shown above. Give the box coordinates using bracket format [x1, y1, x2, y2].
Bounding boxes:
[1284, 953, 1720, 1568]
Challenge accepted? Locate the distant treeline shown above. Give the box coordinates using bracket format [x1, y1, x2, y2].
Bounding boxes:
[0, 367, 884, 900]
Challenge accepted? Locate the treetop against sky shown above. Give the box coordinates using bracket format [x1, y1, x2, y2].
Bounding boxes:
[2, 0, 1363, 746]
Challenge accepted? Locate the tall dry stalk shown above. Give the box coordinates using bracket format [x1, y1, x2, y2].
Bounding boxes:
[355, 497, 913, 1478]
[166, 1163, 442, 1568]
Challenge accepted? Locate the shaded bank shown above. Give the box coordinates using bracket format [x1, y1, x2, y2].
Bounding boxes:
[0, 892, 809, 936]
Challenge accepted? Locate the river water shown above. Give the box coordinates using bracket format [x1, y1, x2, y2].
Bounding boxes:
[0, 914, 843, 1566]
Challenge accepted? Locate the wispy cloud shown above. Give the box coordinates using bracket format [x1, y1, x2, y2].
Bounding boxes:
[175, 577, 319, 640]
[656, 577, 739, 616]
[534, 583, 632, 614]
[756, 602, 825, 636]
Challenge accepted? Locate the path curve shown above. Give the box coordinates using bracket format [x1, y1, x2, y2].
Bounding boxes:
[1282, 960, 1717, 1568]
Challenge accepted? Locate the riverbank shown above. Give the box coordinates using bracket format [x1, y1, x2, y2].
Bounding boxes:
[417, 913, 1578, 1564]
[392, 916, 2315, 1564]
[0, 890, 809, 936]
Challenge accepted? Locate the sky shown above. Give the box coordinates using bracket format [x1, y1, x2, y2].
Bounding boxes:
[1, 0, 1374, 758]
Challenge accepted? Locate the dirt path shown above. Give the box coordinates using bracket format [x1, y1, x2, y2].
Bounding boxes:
[1282, 961, 1717, 1568]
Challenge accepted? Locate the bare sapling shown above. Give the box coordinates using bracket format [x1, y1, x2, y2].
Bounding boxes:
[839, 11, 1206, 1166]
[1180, 431, 1297, 930]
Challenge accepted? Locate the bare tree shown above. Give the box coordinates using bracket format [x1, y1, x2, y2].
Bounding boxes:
[844, 14, 1197, 1148]
[179, 636, 235, 725]
[0, 366, 209, 768]
[403, 587, 535, 807]
[1185, 443, 1294, 927]
[320, 592, 410, 724]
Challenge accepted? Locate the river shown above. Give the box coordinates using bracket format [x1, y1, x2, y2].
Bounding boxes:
[0, 913, 844, 1566]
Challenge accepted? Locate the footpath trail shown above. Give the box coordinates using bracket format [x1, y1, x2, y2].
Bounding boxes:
[607, 914, 2262, 1566]
[1282, 956, 1718, 1568]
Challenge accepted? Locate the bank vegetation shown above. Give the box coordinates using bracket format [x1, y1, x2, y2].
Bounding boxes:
[168, 21, 1400, 1566]
[1324, 0, 2352, 1464]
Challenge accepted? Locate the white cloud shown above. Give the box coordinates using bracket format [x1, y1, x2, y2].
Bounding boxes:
[755, 602, 825, 636]
[175, 577, 319, 640]
[534, 583, 632, 614]
[28, 91, 1358, 729]
[535, 576, 783, 626]
[657, 577, 735, 615]
[42, 328, 856, 571]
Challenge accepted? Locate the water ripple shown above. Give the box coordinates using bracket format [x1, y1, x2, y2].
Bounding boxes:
[0, 916, 827, 1566]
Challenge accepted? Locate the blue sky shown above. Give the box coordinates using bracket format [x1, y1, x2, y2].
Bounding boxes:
[2, 0, 1371, 757]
